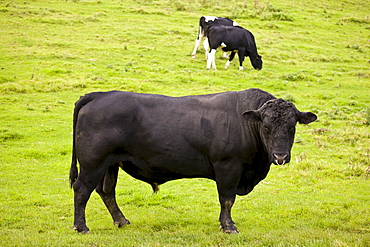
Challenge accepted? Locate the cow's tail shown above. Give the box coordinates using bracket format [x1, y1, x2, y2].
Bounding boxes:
[197, 16, 205, 39]
[69, 93, 95, 188]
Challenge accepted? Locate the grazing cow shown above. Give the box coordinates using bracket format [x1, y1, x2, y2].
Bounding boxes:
[192, 16, 239, 59]
[70, 88, 317, 234]
[206, 25, 262, 70]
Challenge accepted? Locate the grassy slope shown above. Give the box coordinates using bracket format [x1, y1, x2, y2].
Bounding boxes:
[0, 0, 369, 246]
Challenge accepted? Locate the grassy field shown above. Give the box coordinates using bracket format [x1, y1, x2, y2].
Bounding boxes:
[0, 0, 369, 246]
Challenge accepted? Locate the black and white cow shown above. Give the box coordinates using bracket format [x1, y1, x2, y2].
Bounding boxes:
[206, 25, 262, 70]
[70, 88, 317, 234]
[192, 16, 239, 59]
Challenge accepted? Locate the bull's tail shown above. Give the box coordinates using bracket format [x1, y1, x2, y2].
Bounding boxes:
[69, 93, 96, 188]
[69, 156, 78, 188]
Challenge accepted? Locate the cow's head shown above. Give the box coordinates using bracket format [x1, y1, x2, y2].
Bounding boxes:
[250, 55, 262, 70]
[243, 99, 317, 165]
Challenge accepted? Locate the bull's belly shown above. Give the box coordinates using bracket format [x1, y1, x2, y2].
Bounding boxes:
[116, 154, 215, 183]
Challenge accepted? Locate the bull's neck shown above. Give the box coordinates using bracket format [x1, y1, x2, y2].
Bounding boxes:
[248, 121, 264, 148]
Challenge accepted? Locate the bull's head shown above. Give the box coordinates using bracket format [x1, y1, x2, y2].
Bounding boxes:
[243, 99, 317, 166]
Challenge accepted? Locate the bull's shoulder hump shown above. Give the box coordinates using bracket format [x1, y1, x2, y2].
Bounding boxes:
[237, 89, 276, 110]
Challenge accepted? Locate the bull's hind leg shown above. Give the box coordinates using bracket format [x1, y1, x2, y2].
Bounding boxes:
[72, 169, 105, 234]
[95, 163, 130, 228]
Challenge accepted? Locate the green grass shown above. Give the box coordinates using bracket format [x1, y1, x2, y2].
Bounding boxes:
[0, 0, 369, 246]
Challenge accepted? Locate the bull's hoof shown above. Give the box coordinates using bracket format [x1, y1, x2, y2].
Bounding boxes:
[220, 225, 239, 234]
[73, 225, 90, 234]
[114, 219, 130, 228]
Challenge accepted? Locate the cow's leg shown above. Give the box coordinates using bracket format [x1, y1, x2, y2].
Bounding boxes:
[192, 27, 203, 58]
[206, 49, 217, 70]
[192, 38, 201, 58]
[72, 168, 106, 233]
[237, 48, 246, 70]
[225, 51, 236, 69]
[95, 164, 130, 228]
[203, 37, 209, 60]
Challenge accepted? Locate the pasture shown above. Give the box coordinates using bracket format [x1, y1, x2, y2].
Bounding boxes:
[0, 0, 369, 245]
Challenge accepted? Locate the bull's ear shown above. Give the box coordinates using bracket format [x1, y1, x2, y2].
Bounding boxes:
[298, 112, 317, 124]
[243, 110, 261, 122]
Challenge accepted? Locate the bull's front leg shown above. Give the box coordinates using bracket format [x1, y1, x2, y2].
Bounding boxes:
[214, 160, 240, 234]
[218, 194, 239, 234]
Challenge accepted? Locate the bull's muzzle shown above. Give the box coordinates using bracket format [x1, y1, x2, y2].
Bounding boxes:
[273, 153, 288, 165]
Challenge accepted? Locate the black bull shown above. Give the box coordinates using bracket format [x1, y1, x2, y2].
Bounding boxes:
[70, 88, 317, 234]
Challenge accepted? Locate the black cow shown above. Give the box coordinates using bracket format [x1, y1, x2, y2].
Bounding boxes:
[192, 16, 239, 59]
[70, 89, 317, 234]
[206, 25, 262, 70]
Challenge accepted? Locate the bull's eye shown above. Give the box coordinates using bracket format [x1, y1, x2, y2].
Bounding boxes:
[289, 127, 295, 133]
[264, 126, 270, 133]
